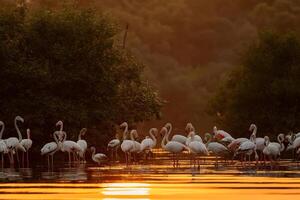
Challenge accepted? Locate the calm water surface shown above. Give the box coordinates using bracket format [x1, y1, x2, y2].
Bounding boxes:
[0, 152, 300, 200]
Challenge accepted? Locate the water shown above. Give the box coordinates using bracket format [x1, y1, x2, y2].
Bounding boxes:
[0, 151, 300, 200]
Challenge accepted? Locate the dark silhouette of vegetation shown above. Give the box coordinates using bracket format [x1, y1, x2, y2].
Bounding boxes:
[209, 32, 300, 138]
[0, 6, 162, 152]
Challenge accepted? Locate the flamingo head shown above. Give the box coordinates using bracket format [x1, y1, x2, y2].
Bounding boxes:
[160, 127, 168, 136]
[15, 116, 24, 123]
[204, 133, 211, 142]
[56, 120, 63, 127]
[130, 130, 138, 138]
[213, 126, 217, 134]
[80, 128, 87, 135]
[264, 136, 270, 146]
[185, 123, 194, 133]
[249, 124, 256, 132]
[164, 122, 172, 129]
[90, 146, 96, 153]
[120, 122, 128, 128]
[150, 128, 158, 136]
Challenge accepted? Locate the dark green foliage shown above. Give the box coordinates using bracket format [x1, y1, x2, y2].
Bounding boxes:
[0, 6, 162, 151]
[209, 32, 300, 137]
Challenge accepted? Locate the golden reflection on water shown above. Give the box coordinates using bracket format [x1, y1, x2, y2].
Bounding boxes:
[0, 175, 300, 200]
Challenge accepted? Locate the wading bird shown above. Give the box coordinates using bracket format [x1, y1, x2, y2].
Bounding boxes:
[90, 146, 107, 166]
[107, 133, 121, 162]
[20, 129, 33, 167]
[41, 131, 62, 169]
[5, 116, 26, 167]
[161, 126, 188, 168]
[0, 121, 8, 168]
[141, 128, 158, 160]
[77, 128, 88, 163]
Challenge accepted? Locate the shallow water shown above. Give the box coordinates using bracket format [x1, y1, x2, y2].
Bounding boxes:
[0, 152, 300, 200]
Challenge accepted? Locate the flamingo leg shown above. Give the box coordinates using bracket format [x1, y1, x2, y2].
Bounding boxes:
[68, 152, 71, 167]
[1, 153, 3, 169]
[8, 151, 13, 167]
[47, 155, 50, 171]
[27, 151, 29, 168]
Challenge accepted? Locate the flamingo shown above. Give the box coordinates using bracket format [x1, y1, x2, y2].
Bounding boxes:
[60, 131, 83, 165]
[160, 126, 188, 168]
[234, 134, 258, 166]
[185, 123, 203, 145]
[249, 124, 265, 162]
[5, 116, 26, 167]
[0, 121, 8, 168]
[120, 122, 134, 165]
[56, 121, 83, 165]
[41, 131, 62, 169]
[187, 131, 208, 168]
[205, 133, 229, 167]
[263, 134, 284, 167]
[129, 130, 142, 163]
[164, 123, 187, 144]
[20, 129, 32, 167]
[213, 126, 233, 141]
[90, 147, 107, 166]
[107, 133, 121, 162]
[77, 128, 88, 163]
[140, 128, 157, 160]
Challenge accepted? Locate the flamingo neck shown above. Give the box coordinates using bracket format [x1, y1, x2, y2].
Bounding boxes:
[78, 128, 86, 140]
[205, 133, 212, 146]
[161, 129, 167, 149]
[252, 125, 257, 136]
[130, 130, 136, 141]
[0, 122, 4, 139]
[149, 128, 157, 143]
[213, 126, 217, 135]
[15, 118, 22, 141]
[53, 131, 59, 144]
[277, 134, 285, 151]
[165, 124, 172, 143]
[27, 129, 31, 139]
[265, 136, 270, 146]
[123, 124, 128, 140]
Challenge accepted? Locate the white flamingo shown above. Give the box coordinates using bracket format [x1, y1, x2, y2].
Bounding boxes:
[185, 123, 203, 145]
[120, 122, 134, 165]
[213, 126, 233, 141]
[187, 131, 208, 168]
[0, 121, 8, 168]
[141, 128, 157, 160]
[263, 134, 284, 166]
[5, 116, 26, 166]
[56, 121, 83, 165]
[160, 126, 188, 168]
[164, 123, 187, 144]
[129, 130, 142, 163]
[77, 128, 88, 163]
[234, 134, 258, 166]
[41, 131, 62, 169]
[20, 128, 32, 167]
[90, 147, 107, 165]
[205, 133, 229, 167]
[249, 124, 265, 162]
[60, 132, 83, 165]
[107, 133, 121, 162]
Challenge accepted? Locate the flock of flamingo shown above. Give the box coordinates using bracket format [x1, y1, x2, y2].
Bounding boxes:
[1, 116, 300, 170]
